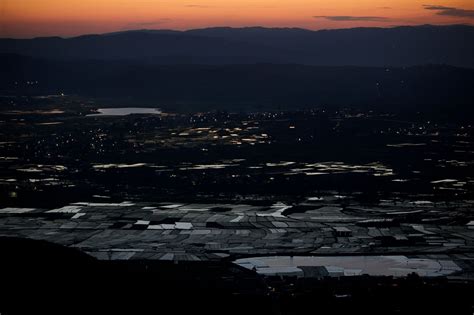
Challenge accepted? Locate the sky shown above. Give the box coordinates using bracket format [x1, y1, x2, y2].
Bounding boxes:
[1, 0, 474, 38]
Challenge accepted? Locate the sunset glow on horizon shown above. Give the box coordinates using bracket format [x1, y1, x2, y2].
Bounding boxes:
[1, 0, 474, 38]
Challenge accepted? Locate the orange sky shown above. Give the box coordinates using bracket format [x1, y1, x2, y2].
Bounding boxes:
[1, 0, 473, 38]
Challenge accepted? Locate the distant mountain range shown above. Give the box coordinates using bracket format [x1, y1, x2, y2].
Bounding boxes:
[1, 25, 474, 67]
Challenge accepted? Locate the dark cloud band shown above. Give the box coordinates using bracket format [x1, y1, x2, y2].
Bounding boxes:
[424, 5, 474, 18]
[314, 16, 389, 22]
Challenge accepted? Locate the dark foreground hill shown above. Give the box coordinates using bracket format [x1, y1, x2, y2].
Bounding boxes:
[0, 237, 473, 315]
[1, 25, 474, 67]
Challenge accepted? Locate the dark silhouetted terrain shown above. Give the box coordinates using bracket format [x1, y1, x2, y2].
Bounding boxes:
[1, 237, 472, 315]
[2, 55, 474, 114]
[1, 25, 474, 67]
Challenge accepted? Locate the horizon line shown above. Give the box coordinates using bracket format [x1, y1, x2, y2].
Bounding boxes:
[2, 23, 472, 40]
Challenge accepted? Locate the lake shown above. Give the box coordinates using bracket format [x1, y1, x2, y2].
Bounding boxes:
[88, 108, 162, 116]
